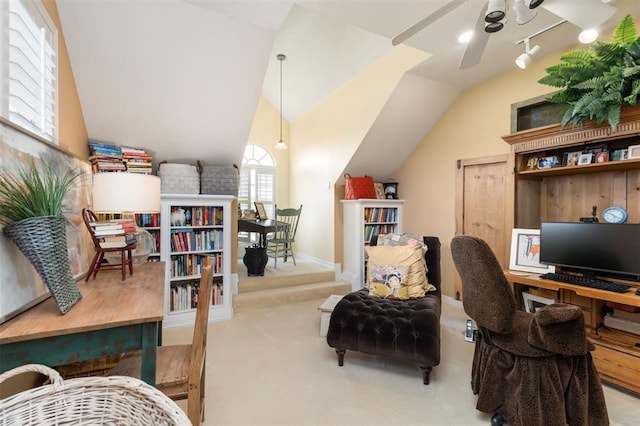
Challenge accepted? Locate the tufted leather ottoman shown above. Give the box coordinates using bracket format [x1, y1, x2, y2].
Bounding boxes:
[327, 236, 441, 384]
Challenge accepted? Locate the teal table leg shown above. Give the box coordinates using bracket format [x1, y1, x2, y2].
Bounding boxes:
[140, 322, 159, 386]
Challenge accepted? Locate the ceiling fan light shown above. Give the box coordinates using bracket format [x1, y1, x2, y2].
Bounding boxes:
[579, 28, 598, 44]
[514, 0, 537, 25]
[525, 0, 544, 9]
[485, 0, 506, 23]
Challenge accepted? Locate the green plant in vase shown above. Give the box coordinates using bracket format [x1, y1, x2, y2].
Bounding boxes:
[0, 158, 84, 314]
[539, 15, 640, 130]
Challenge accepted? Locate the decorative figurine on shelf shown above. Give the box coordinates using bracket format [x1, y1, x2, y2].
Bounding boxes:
[170, 208, 186, 226]
[383, 182, 398, 199]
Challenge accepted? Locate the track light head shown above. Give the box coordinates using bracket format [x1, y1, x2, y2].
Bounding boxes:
[515, 42, 540, 69]
[514, 0, 537, 25]
[526, 0, 544, 9]
[485, 18, 506, 33]
[486, 0, 506, 23]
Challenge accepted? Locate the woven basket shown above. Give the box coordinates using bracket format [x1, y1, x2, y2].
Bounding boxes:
[158, 162, 200, 194]
[200, 165, 239, 195]
[0, 364, 191, 425]
[3, 216, 82, 314]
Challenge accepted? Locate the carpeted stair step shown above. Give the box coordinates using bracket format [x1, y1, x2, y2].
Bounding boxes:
[233, 280, 351, 313]
[238, 270, 335, 293]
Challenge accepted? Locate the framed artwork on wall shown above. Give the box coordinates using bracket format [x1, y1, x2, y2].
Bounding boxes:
[509, 228, 555, 274]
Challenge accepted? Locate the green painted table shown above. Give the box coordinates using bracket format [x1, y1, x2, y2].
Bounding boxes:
[0, 261, 165, 386]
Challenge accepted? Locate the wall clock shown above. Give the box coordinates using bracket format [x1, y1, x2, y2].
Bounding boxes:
[602, 206, 628, 224]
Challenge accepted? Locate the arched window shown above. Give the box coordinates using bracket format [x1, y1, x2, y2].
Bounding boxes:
[239, 144, 277, 226]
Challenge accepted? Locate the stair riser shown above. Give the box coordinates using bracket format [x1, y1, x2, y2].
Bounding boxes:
[233, 282, 351, 313]
[238, 271, 334, 293]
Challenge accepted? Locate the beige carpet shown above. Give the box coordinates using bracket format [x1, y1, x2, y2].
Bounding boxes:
[164, 297, 639, 425]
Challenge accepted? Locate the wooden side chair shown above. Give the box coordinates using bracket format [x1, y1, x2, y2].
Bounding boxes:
[82, 208, 136, 281]
[110, 264, 213, 425]
[266, 204, 302, 268]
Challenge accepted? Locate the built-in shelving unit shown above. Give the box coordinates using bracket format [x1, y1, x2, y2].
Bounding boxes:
[502, 106, 640, 395]
[341, 199, 403, 291]
[160, 194, 234, 328]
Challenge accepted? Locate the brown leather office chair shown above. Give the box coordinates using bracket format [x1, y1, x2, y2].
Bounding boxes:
[111, 264, 213, 425]
[450, 235, 608, 426]
[82, 208, 136, 281]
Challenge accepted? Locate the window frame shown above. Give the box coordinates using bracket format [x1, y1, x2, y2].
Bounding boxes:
[1, 0, 58, 143]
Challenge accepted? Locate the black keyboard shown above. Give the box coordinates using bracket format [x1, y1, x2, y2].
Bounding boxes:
[539, 272, 631, 294]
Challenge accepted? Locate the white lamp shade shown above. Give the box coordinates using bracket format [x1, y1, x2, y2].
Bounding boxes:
[92, 173, 161, 213]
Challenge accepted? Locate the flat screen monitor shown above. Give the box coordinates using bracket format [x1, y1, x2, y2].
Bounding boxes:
[540, 222, 640, 281]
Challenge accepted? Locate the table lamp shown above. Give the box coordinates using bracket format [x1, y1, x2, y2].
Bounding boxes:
[91, 173, 161, 266]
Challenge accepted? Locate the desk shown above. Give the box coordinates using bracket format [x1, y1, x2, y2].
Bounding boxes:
[504, 270, 640, 394]
[238, 218, 287, 247]
[0, 261, 164, 386]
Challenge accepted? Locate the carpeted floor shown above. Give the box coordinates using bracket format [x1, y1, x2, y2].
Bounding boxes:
[163, 296, 639, 425]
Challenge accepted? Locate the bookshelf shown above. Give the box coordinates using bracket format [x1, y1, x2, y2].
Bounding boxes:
[160, 194, 234, 328]
[341, 199, 404, 291]
[135, 213, 161, 262]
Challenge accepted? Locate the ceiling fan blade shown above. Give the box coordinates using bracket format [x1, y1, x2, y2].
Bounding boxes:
[542, 0, 616, 29]
[459, 4, 489, 69]
[392, 0, 467, 46]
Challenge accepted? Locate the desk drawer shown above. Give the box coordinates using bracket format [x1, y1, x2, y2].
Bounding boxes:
[592, 342, 640, 394]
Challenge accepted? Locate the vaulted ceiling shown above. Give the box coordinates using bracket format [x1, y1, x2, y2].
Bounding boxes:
[57, 0, 639, 180]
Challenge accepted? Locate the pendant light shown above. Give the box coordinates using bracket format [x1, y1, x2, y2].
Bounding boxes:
[275, 53, 287, 150]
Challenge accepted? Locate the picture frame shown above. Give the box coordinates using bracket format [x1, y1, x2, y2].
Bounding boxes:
[522, 292, 556, 313]
[509, 228, 555, 274]
[628, 144, 640, 159]
[254, 202, 268, 220]
[595, 151, 609, 163]
[563, 151, 582, 166]
[611, 149, 628, 161]
[577, 153, 593, 165]
[374, 182, 386, 199]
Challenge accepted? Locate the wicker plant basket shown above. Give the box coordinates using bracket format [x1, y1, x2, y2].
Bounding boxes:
[0, 364, 191, 425]
[3, 216, 82, 314]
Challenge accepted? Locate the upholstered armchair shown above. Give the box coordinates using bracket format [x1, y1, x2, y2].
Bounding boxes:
[451, 235, 608, 426]
[327, 236, 441, 385]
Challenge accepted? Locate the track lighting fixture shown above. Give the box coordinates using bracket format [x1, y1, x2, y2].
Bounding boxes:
[275, 53, 287, 150]
[513, 0, 537, 25]
[525, 0, 544, 9]
[485, 0, 506, 23]
[515, 39, 540, 69]
[485, 18, 507, 33]
[579, 28, 599, 44]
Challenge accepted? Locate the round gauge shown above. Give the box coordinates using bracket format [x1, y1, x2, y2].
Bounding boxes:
[602, 206, 628, 224]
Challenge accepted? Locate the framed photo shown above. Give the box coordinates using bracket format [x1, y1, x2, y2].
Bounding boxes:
[509, 228, 555, 274]
[611, 149, 628, 161]
[628, 144, 640, 159]
[254, 202, 268, 220]
[577, 153, 593, 165]
[595, 151, 609, 163]
[374, 182, 386, 199]
[563, 151, 582, 166]
[522, 292, 556, 313]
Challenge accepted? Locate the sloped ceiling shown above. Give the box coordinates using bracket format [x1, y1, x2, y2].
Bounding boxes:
[57, 0, 639, 180]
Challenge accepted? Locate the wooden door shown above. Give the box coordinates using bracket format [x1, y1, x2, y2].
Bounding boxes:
[454, 154, 509, 300]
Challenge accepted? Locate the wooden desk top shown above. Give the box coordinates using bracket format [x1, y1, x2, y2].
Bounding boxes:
[238, 218, 286, 232]
[504, 270, 640, 307]
[0, 261, 165, 344]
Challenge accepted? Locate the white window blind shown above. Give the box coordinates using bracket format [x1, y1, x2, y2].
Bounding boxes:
[239, 145, 277, 243]
[2, 0, 57, 142]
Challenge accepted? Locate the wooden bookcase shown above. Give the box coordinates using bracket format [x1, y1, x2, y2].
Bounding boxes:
[341, 199, 403, 291]
[135, 213, 161, 262]
[160, 194, 234, 328]
[502, 106, 640, 394]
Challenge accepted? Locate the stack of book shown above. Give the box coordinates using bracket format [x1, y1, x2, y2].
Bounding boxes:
[89, 219, 137, 248]
[88, 141, 125, 173]
[121, 146, 153, 174]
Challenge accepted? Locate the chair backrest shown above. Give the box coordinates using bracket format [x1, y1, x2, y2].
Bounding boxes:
[450, 235, 516, 334]
[274, 204, 302, 242]
[82, 208, 102, 249]
[187, 264, 213, 417]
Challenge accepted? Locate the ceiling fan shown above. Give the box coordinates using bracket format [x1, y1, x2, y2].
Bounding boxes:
[392, 0, 617, 69]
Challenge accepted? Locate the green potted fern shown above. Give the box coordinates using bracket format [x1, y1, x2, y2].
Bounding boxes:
[0, 159, 83, 314]
[539, 14, 640, 130]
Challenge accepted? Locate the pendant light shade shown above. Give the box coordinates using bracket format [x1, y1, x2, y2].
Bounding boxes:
[275, 53, 287, 150]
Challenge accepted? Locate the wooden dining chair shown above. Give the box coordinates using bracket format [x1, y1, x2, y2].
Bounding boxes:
[266, 204, 302, 268]
[110, 264, 213, 425]
[82, 208, 136, 281]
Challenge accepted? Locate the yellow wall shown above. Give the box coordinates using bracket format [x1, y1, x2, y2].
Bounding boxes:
[247, 97, 290, 208]
[45, 0, 87, 159]
[290, 45, 429, 263]
[395, 46, 589, 297]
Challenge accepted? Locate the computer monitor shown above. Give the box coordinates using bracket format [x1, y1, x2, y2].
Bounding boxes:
[540, 222, 640, 282]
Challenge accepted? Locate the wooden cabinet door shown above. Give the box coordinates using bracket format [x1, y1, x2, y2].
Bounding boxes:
[454, 154, 509, 300]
